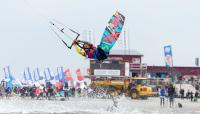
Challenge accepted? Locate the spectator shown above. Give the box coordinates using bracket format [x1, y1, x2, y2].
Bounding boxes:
[190, 91, 194, 102]
[194, 91, 199, 102]
[159, 86, 166, 106]
[168, 84, 175, 107]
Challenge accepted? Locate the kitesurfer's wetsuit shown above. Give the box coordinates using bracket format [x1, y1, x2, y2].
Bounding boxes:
[73, 42, 108, 61]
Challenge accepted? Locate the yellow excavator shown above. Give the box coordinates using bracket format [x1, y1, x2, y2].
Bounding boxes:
[129, 77, 157, 99]
[91, 77, 156, 99]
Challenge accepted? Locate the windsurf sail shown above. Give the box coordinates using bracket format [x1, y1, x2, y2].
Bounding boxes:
[99, 11, 125, 53]
[49, 19, 80, 49]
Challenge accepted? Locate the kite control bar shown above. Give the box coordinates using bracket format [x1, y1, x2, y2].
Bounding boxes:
[49, 20, 80, 49]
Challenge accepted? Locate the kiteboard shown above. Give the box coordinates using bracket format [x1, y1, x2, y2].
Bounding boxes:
[99, 11, 125, 53]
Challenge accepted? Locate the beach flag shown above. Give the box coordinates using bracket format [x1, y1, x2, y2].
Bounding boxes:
[54, 73, 59, 80]
[64, 69, 73, 81]
[3, 66, 14, 89]
[34, 68, 44, 81]
[24, 67, 32, 81]
[33, 68, 40, 81]
[37, 68, 44, 80]
[47, 68, 54, 80]
[57, 67, 66, 85]
[44, 68, 52, 82]
[76, 68, 84, 81]
[164, 45, 173, 68]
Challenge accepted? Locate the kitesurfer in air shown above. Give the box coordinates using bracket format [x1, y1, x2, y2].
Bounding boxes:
[50, 11, 125, 61]
[73, 39, 109, 61]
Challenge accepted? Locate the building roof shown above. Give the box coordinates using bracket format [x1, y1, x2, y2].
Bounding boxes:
[110, 50, 143, 56]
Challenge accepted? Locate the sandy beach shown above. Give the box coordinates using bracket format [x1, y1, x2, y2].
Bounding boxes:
[0, 97, 199, 114]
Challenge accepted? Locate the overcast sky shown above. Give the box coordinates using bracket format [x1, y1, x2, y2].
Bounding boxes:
[0, 0, 200, 79]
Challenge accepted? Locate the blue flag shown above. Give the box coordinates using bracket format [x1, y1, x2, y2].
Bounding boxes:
[44, 68, 53, 82]
[57, 67, 66, 85]
[164, 45, 173, 68]
[33, 68, 40, 81]
[3, 66, 14, 89]
[24, 67, 32, 81]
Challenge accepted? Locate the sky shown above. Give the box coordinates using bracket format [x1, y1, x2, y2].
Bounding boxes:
[0, 0, 200, 79]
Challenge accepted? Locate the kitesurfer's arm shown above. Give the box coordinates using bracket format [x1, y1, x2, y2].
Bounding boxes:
[73, 43, 86, 57]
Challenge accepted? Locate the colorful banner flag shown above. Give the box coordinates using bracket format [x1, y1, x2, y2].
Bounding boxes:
[164, 45, 173, 67]
[64, 69, 73, 81]
[76, 68, 84, 81]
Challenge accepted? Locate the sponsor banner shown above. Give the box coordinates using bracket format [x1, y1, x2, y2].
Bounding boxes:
[94, 69, 120, 76]
[164, 45, 173, 67]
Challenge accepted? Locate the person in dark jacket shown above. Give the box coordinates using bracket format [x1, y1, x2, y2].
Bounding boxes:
[190, 91, 194, 102]
[168, 84, 175, 107]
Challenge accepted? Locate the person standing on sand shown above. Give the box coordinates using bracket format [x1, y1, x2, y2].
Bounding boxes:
[159, 86, 166, 106]
[190, 91, 194, 102]
[168, 84, 175, 107]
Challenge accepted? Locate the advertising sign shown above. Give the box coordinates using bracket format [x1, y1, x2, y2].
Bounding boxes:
[94, 69, 120, 76]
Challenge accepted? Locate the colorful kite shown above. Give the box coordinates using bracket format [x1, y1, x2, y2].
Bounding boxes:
[50, 11, 125, 61]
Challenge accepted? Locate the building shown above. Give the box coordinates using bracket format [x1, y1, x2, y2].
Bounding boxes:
[147, 66, 200, 78]
[89, 50, 146, 77]
[89, 50, 200, 79]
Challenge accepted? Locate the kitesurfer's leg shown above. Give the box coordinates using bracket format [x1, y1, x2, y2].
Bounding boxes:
[95, 46, 109, 61]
